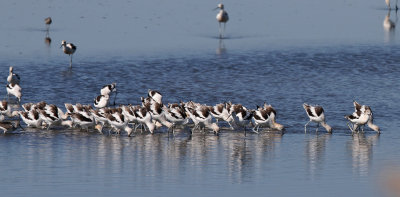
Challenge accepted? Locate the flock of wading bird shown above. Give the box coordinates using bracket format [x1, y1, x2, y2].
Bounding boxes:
[0, 3, 385, 135]
[0, 66, 380, 136]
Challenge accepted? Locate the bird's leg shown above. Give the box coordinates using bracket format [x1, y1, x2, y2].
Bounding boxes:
[223, 22, 227, 38]
[316, 123, 319, 133]
[113, 91, 118, 106]
[304, 121, 311, 133]
[70, 55, 73, 68]
[219, 22, 222, 38]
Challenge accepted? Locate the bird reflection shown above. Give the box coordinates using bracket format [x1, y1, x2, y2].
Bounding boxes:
[216, 38, 227, 55]
[347, 133, 379, 176]
[383, 10, 397, 43]
[305, 134, 331, 179]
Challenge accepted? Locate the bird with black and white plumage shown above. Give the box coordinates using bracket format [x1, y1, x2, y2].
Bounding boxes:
[100, 83, 117, 105]
[0, 100, 19, 121]
[6, 83, 22, 103]
[61, 40, 77, 68]
[132, 106, 155, 134]
[345, 101, 380, 134]
[94, 94, 110, 108]
[230, 103, 253, 132]
[19, 109, 43, 128]
[104, 108, 132, 136]
[148, 89, 163, 104]
[7, 66, 20, 85]
[164, 103, 189, 134]
[251, 102, 284, 133]
[68, 112, 95, 131]
[209, 102, 235, 129]
[0, 120, 20, 134]
[303, 103, 332, 133]
[186, 105, 219, 135]
[215, 3, 229, 39]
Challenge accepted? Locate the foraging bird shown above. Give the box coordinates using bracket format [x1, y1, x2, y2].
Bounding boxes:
[251, 103, 284, 133]
[215, 3, 229, 38]
[6, 83, 22, 103]
[7, 66, 20, 85]
[303, 103, 332, 133]
[0, 120, 20, 134]
[345, 101, 380, 134]
[60, 40, 77, 68]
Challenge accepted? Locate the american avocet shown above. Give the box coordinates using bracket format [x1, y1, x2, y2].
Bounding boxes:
[133, 106, 155, 134]
[209, 102, 234, 129]
[345, 101, 380, 134]
[44, 17, 52, 31]
[39, 109, 70, 130]
[61, 40, 77, 68]
[251, 103, 284, 133]
[186, 105, 219, 135]
[7, 66, 20, 85]
[101, 83, 117, 105]
[6, 83, 22, 103]
[143, 99, 173, 129]
[164, 103, 189, 133]
[106, 109, 132, 135]
[215, 3, 229, 38]
[94, 94, 109, 108]
[68, 113, 95, 131]
[19, 110, 43, 128]
[303, 103, 332, 133]
[0, 120, 20, 134]
[148, 89, 162, 104]
[0, 100, 19, 121]
[230, 104, 253, 133]
[90, 108, 110, 133]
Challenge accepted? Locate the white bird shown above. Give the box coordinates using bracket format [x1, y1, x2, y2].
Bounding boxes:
[303, 103, 332, 133]
[251, 103, 284, 133]
[345, 101, 380, 134]
[7, 66, 20, 85]
[209, 102, 234, 129]
[6, 83, 22, 103]
[164, 103, 189, 133]
[215, 3, 229, 39]
[61, 40, 77, 68]
[94, 94, 109, 108]
[230, 104, 253, 132]
[148, 89, 162, 104]
[133, 106, 156, 134]
[19, 110, 43, 128]
[100, 83, 117, 105]
[186, 105, 220, 135]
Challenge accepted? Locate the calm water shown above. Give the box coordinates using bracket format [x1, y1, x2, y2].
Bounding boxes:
[1, 0, 400, 196]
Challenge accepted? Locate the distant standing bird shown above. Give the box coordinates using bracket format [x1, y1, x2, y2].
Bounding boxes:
[44, 17, 52, 31]
[215, 3, 229, 39]
[61, 40, 77, 68]
[303, 103, 332, 133]
[7, 66, 20, 85]
[101, 83, 117, 105]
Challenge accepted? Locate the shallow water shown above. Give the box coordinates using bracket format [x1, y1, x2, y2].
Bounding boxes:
[1, 0, 400, 196]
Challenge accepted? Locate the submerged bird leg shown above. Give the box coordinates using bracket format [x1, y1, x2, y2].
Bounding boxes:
[219, 22, 222, 38]
[113, 91, 118, 106]
[223, 23, 227, 38]
[304, 121, 311, 133]
[70, 55, 73, 68]
[316, 123, 319, 133]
